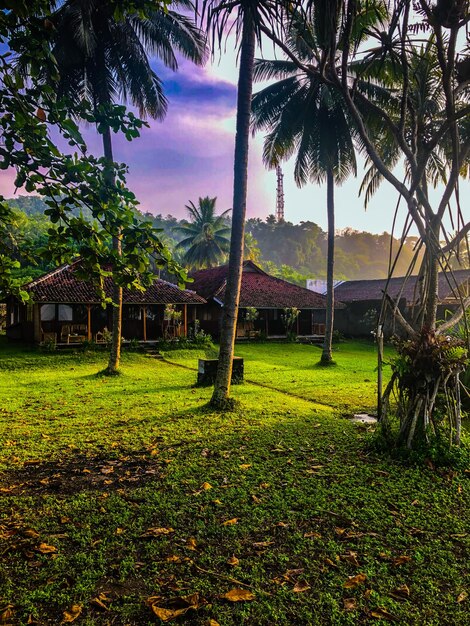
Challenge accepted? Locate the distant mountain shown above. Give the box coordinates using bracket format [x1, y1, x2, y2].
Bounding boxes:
[6, 195, 93, 220]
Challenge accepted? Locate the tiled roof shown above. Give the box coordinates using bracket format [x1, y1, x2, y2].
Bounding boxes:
[334, 269, 470, 304]
[190, 261, 340, 309]
[23, 261, 206, 305]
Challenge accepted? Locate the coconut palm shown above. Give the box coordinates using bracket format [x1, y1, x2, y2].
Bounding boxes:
[49, 0, 207, 372]
[174, 196, 231, 269]
[201, 0, 287, 408]
[251, 9, 362, 364]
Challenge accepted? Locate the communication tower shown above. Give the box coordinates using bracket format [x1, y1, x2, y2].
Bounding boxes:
[275, 165, 285, 222]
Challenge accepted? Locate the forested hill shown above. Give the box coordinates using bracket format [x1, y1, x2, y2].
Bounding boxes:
[9, 196, 422, 285]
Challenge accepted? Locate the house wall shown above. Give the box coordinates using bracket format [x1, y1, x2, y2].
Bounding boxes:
[334, 299, 408, 338]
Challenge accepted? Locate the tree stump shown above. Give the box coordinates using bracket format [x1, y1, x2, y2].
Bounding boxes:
[197, 357, 244, 387]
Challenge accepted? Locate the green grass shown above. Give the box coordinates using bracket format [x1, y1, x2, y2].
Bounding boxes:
[164, 340, 394, 413]
[0, 340, 469, 625]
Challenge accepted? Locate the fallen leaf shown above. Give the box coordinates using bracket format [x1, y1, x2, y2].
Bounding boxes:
[62, 604, 82, 623]
[221, 588, 255, 602]
[166, 555, 182, 563]
[292, 580, 310, 593]
[283, 568, 305, 580]
[323, 557, 338, 568]
[227, 555, 240, 567]
[341, 551, 360, 567]
[393, 555, 411, 566]
[115, 528, 124, 535]
[23, 528, 40, 539]
[390, 584, 410, 600]
[207, 621, 220, 626]
[212, 499, 223, 506]
[343, 598, 357, 611]
[457, 591, 468, 603]
[364, 589, 373, 600]
[239, 464, 252, 470]
[148, 593, 206, 622]
[141, 527, 174, 538]
[201, 482, 213, 490]
[304, 531, 322, 539]
[370, 607, 399, 621]
[276, 521, 289, 527]
[186, 537, 197, 551]
[0, 605, 14, 623]
[91, 593, 111, 611]
[222, 518, 238, 526]
[344, 573, 367, 589]
[37, 542, 57, 554]
[335, 527, 347, 536]
[251, 494, 261, 503]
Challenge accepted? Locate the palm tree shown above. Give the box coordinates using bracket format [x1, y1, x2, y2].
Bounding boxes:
[201, 0, 286, 408]
[174, 196, 231, 269]
[251, 9, 361, 364]
[49, 0, 207, 372]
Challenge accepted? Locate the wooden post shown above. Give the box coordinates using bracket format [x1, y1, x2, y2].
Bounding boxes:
[87, 305, 92, 341]
[377, 324, 384, 421]
[183, 304, 187, 337]
[143, 306, 147, 342]
[33, 304, 41, 343]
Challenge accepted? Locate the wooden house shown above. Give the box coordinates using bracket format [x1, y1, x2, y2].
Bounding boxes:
[6, 260, 206, 344]
[189, 261, 343, 339]
[334, 269, 470, 336]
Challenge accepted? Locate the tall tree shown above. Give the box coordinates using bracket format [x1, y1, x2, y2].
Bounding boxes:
[308, 0, 470, 449]
[174, 196, 231, 269]
[49, 0, 207, 372]
[201, 0, 286, 408]
[251, 5, 383, 363]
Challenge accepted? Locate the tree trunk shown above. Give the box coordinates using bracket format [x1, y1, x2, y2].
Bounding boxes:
[321, 168, 335, 364]
[210, 12, 256, 409]
[101, 125, 123, 374]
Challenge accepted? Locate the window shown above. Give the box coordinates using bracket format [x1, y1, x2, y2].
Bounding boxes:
[202, 310, 212, 321]
[40, 304, 56, 321]
[126, 305, 142, 320]
[58, 305, 73, 321]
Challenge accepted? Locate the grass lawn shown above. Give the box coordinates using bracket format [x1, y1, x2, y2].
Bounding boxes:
[0, 340, 469, 625]
[163, 340, 394, 412]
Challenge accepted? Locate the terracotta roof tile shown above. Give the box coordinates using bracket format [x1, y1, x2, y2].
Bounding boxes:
[24, 261, 206, 305]
[190, 261, 341, 309]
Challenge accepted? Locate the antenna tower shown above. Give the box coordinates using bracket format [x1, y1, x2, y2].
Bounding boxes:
[275, 165, 285, 222]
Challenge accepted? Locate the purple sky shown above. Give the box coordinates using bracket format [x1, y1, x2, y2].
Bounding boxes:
[1, 46, 467, 235]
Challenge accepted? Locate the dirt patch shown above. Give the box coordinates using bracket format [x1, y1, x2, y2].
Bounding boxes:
[0, 452, 165, 496]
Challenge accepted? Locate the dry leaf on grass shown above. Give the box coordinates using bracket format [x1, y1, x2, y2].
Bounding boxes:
[186, 537, 197, 551]
[239, 464, 252, 470]
[207, 620, 220, 626]
[344, 573, 367, 589]
[370, 607, 399, 621]
[341, 551, 360, 566]
[91, 593, 111, 611]
[389, 584, 410, 600]
[23, 528, 40, 539]
[456, 591, 468, 603]
[221, 588, 255, 602]
[147, 593, 206, 622]
[37, 543, 57, 554]
[166, 555, 182, 563]
[201, 482, 212, 490]
[141, 527, 174, 538]
[62, 604, 82, 623]
[343, 598, 357, 611]
[227, 555, 240, 567]
[0, 605, 14, 624]
[393, 555, 412, 566]
[222, 518, 238, 526]
[292, 581, 310, 593]
[304, 531, 322, 539]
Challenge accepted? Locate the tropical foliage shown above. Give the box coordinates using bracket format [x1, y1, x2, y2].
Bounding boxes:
[174, 197, 231, 269]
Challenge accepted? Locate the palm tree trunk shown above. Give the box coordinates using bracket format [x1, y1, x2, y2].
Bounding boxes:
[210, 11, 255, 409]
[321, 167, 335, 364]
[101, 125, 123, 373]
